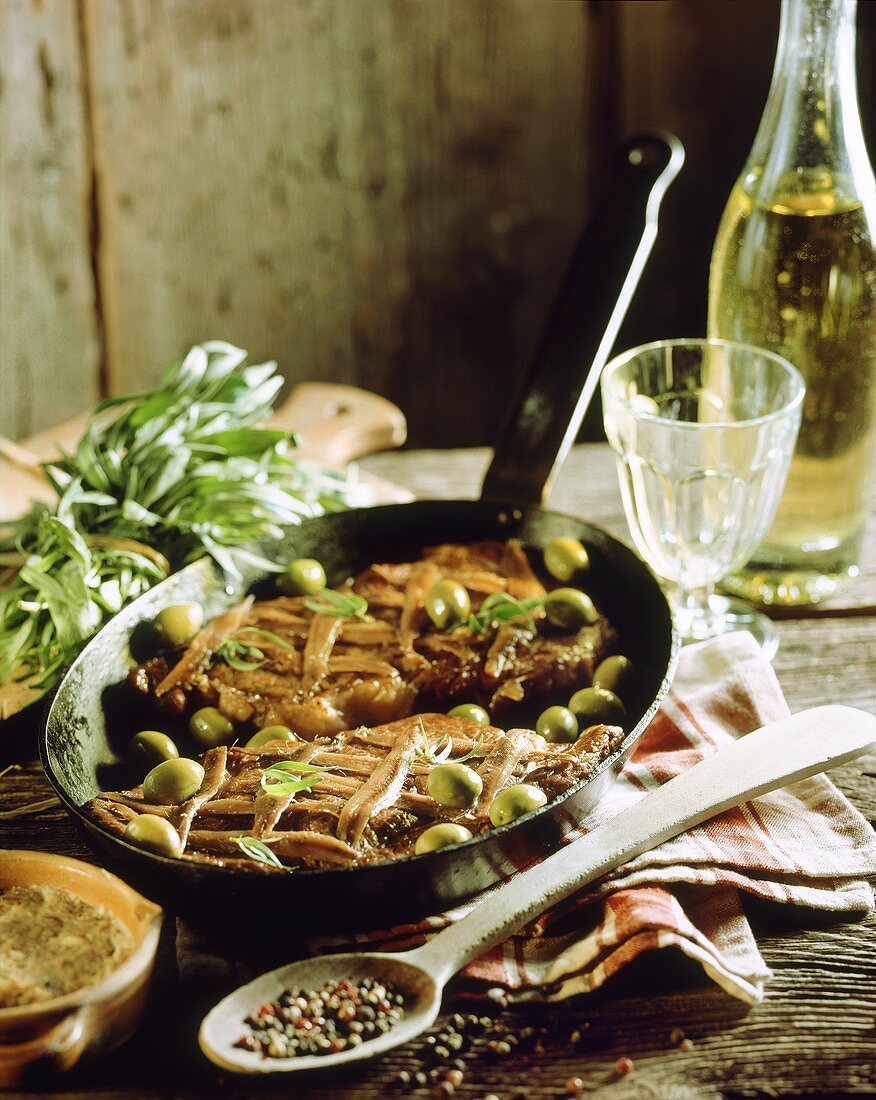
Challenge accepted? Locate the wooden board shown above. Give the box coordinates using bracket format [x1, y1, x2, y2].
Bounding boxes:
[0, 0, 101, 439]
[80, 0, 599, 449]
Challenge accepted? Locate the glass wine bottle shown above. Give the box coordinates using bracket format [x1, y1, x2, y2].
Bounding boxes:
[708, 0, 876, 605]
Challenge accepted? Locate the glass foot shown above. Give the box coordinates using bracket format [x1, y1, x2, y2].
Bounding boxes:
[710, 594, 778, 661]
[676, 593, 778, 662]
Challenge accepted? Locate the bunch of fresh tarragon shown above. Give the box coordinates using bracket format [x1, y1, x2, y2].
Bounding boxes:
[0, 341, 365, 719]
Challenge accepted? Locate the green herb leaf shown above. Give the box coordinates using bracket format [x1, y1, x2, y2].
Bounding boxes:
[214, 626, 298, 672]
[259, 759, 334, 796]
[303, 588, 374, 622]
[415, 718, 483, 765]
[263, 760, 337, 775]
[416, 732, 453, 765]
[214, 640, 267, 671]
[454, 738, 484, 763]
[229, 835, 284, 868]
[233, 626, 298, 650]
[452, 593, 545, 636]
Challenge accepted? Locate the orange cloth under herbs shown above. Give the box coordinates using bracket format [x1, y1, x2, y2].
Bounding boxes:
[303, 632, 876, 1005]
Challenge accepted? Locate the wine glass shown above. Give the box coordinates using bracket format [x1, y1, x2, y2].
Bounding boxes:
[601, 339, 804, 659]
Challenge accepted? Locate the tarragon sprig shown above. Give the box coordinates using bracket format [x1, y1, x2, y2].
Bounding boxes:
[452, 593, 545, 636]
[415, 718, 483, 765]
[215, 626, 298, 672]
[259, 759, 335, 796]
[230, 835, 284, 868]
[303, 588, 374, 622]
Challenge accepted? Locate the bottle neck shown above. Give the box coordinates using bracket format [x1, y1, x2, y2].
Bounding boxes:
[747, 0, 872, 204]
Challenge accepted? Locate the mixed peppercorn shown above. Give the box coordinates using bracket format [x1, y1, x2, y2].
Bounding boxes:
[234, 977, 405, 1059]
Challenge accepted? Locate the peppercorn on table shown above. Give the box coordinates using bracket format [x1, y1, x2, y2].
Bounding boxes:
[3, 442, 876, 1100]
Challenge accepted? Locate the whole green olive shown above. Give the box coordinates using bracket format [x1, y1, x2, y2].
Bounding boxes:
[245, 725, 299, 749]
[544, 537, 590, 583]
[568, 686, 627, 727]
[592, 655, 635, 700]
[427, 762, 483, 809]
[128, 730, 179, 772]
[447, 703, 491, 726]
[543, 588, 599, 630]
[425, 579, 471, 630]
[123, 814, 183, 858]
[414, 822, 474, 855]
[276, 558, 327, 597]
[153, 603, 203, 648]
[142, 758, 205, 805]
[488, 783, 548, 827]
[535, 705, 579, 744]
[189, 707, 235, 748]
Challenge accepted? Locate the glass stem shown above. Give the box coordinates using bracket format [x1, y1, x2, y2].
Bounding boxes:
[673, 581, 724, 642]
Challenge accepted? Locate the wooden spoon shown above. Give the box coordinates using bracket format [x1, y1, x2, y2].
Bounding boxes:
[199, 703, 876, 1075]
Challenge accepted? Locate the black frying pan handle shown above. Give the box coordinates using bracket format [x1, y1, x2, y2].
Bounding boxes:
[479, 131, 684, 505]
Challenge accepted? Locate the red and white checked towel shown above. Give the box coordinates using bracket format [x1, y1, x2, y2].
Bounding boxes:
[308, 632, 876, 1004]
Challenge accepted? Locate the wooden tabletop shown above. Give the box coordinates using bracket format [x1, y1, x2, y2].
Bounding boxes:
[3, 442, 876, 1099]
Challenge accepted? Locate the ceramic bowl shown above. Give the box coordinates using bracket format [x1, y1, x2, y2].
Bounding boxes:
[0, 850, 162, 1087]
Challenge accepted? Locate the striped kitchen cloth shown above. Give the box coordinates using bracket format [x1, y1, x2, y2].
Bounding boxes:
[307, 632, 876, 1004]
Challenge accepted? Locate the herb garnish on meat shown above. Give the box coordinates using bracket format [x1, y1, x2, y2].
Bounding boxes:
[416, 719, 483, 765]
[303, 589, 374, 622]
[260, 760, 336, 796]
[453, 592, 545, 635]
[229, 836, 284, 868]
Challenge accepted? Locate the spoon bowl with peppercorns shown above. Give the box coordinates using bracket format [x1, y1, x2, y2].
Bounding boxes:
[199, 952, 440, 1072]
[199, 705, 876, 1074]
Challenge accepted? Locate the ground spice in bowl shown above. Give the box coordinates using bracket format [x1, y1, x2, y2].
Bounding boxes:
[0, 883, 134, 1007]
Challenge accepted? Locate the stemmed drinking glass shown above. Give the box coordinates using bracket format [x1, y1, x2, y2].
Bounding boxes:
[601, 339, 804, 659]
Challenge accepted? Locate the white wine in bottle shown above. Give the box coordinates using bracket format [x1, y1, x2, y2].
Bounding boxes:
[708, 0, 876, 606]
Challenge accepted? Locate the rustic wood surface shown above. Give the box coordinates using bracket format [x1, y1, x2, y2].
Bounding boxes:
[2, 442, 875, 1099]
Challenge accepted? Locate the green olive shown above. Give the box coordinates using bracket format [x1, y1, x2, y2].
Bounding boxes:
[535, 705, 579, 744]
[153, 603, 203, 648]
[276, 558, 327, 597]
[488, 783, 548, 827]
[544, 537, 590, 583]
[427, 762, 483, 809]
[123, 814, 183, 858]
[592, 655, 635, 700]
[189, 707, 235, 748]
[568, 686, 627, 727]
[544, 588, 599, 630]
[127, 730, 179, 772]
[245, 725, 299, 749]
[414, 822, 474, 855]
[142, 758, 205, 805]
[447, 703, 491, 726]
[425, 579, 471, 630]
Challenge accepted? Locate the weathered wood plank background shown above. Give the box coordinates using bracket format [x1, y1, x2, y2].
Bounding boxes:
[0, 0, 101, 438]
[0, 0, 845, 447]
